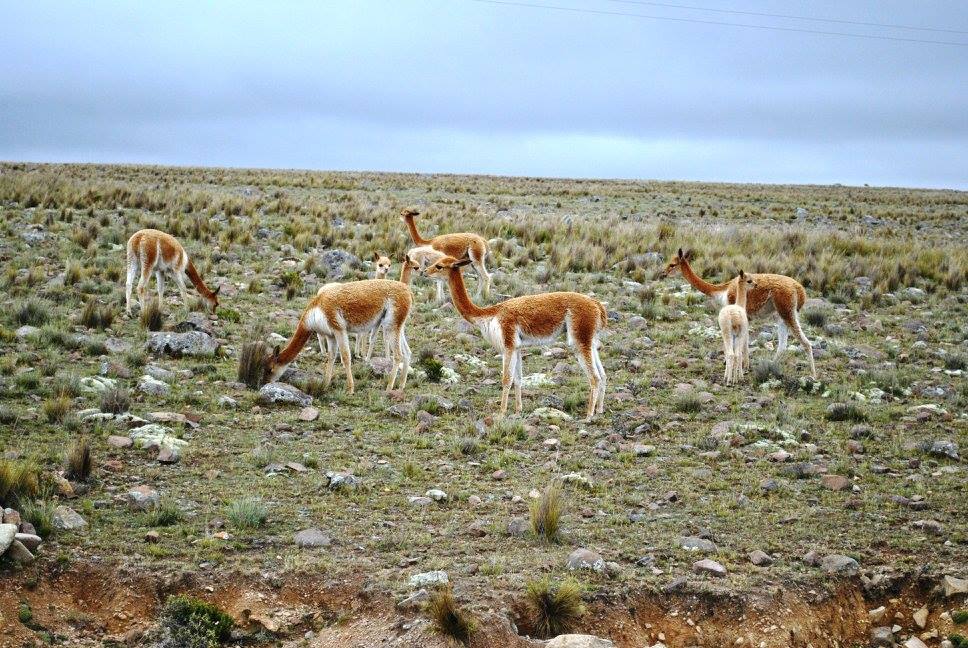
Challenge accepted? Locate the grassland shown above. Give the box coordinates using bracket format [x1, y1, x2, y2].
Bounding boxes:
[0, 162, 965, 645]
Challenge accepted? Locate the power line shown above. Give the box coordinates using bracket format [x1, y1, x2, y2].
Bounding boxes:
[606, 0, 968, 35]
[465, 0, 968, 46]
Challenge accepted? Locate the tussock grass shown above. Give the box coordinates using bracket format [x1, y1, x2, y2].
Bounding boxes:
[99, 387, 131, 415]
[161, 595, 234, 648]
[237, 341, 271, 389]
[65, 437, 93, 482]
[79, 298, 116, 330]
[42, 394, 72, 423]
[144, 499, 184, 527]
[226, 497, 267, 529]
[427, 586, 475, 645]
[19, 499, 55, 538]
[530, 482, 564, 543]
[524, 577, 584, 638]
[0, 459, 40, 506]
[15, 299, 49, 327]
[672, 392, 702, 413]
[140, 298, 164, 331]
[826, 402, 868, 422]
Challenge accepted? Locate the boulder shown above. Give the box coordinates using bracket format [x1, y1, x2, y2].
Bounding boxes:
[545, 636, 616, 648]
[259, 382, 312, 407]
[679, 536, 717, 553]
[130, 424, 188, 451]
[138, 374, 170, 396]
[127, 485, 161, 511]
[821, 475, 851, 491]
[693, 558, 727, 577]
[409, 570, 448, 588]
[748, 550, 774, 566]
[820, 554, 859, 576]
[944, 575, 968, 597]
[146, 330, 219, 357]
[0, 523, 17, 555]
[14, 533, 42, 552]
[293, 528, 331, 548]
[566, 548, 606, 572]
[5, 539, 34, 563]
[52, 506, 87, 531]
[15, 325, 40, 340]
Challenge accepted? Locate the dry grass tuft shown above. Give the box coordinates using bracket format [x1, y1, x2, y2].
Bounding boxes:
[79, 298, 116, 330]
[139, 298, 164, 331]
[427, 586, 475, 645]
[524, 577, 585, 638]
[238, 341, 271, 389]
[0, 459, 40, 506]
[65, 437, 93, 482]
[100, 387, 131, 415]
[530, 482, 564, 543]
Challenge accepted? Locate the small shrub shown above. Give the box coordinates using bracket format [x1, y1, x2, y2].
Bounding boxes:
[15, 299, 49, 326]
[672, 392, 702, 413]
[140, 298, 164, 331]
[825, 402, 867, 423]
[0, 459, 40, 507]
[216, 307, 241, 323]
[752, 359, 785, 384]
[144, 499, 184, 527]
[420, 350, 444, 383]
[161, 595, 234, 648]
[302, 376, 328, 398]
[237, 341, 271, 389]
[952, 610, 968, 624]
[226, 497, 267, 529]
[79, 298, 116, 330]
[870, 368, 914, 397]
[65, 437, 93, 482]
[945, 354, 967, 372]
[949, 635, 968, 648]
[458, 437, 481, 456]
[100, 387, 131, 415]
[19, 499, 55, 538]
[530, 482, 564, 543]
[524, 577, 584, 638]
[43, 394, 72, 423]
[14, 372, 41, 392]
[802, 308, 828, 328]
[427, 586, 475, 645]
[64, 260, 84, 286]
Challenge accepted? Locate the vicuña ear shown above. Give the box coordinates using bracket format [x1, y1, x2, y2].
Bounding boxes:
[454, 257, 473, 268]
[677, 247, 684, 259]
[739, 270, 745, 279]
[684, 249, 694, 261]
[213, 285, 221, 296]
[272, 344, 281, 359]
[372, 252, 381, 261]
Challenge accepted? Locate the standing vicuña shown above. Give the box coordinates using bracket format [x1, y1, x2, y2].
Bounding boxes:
[424, 256, 607, 421]
[663, 248, 816, 378]
[269, 279, 412, 394]
[718, 271, 756, 385]
[400, 208, 492, 298]
[125, 229, 220, 316]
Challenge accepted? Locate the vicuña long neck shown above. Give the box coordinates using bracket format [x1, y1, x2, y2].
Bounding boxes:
[276, 317, 313, 367]
[399, 263, 414, 285]
[185, 259, 215, 299]
[680, 260, 729, 296]
[446, 270, 497, 322]
[403, 216, 430, 246]
[735, 280, 748, 309]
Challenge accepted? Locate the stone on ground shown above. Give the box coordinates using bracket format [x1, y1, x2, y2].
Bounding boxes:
[259, 382, 313, 407]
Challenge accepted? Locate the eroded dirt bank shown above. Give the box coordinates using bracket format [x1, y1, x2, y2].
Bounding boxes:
[1, 563, 963, 647]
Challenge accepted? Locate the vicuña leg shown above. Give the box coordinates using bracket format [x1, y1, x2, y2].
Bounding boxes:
[592, 341, 606, 414]
[574, 344, 601, 421]
[323, 335, 337, 387]
[469, 249, 492, 298]
[174, 271, 189, 312]
[499, 347, 515, 416]
[513, 349, 523, 414]
[155, 270, 165, 302]
[136, 263, 153, 312]
[774, 318, 789, 357]
[787, 311, 817, 379]
[125, 255, 138, 315]
[336, 330, 354, 394]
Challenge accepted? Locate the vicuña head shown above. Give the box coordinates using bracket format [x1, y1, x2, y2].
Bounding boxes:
[399, 208, 420, 222]
[204, 285, 221, 314]
[422, 255, 471, 277]
[266, 344, 286, 383]
[661, 247, 693, 278]
[372, 251, 392, 279]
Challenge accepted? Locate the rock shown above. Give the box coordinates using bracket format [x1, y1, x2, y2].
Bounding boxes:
[107, 435, 133, 449]
[326, 471, 360, 491]
[52, 474, 75, 498]
[679, 536, 717, 553]
[944, 575, 968, 597]
[145, 330, 219, 357]
[904, 638, 928, 648]
[127, 485, 160, 511]
[820, 554, 859, 576]
[693, 558, 727, 577]
[544, 635, 615, 648]
[925, 440, 959, 460]
[15, 325, 40, 339]
[408, 496, 433, 507]
[530, 407, 573, 422]
[14, 533, 41, 552]
[868, 606, 886, 623]
[145, 531, 160, 543]
[566, 548, 606, 572]
[802, 551, 821, 566]
[259, 382, 312, 407]
[912, 606, 928, 629]
[138, 374, 170, 396]
[0, 523, 16, 555]
[870, 627, 894, 647]
[130, 424, 188, 451]
[157, 447, 180, 464]
[52, 506, 87, 531]
[4, 539, 34, 563]
[397, 589, 430, 612]
[910, 519, 944, 535]
[508, 518, 529, 537]
[79, 375, 117, 394]
[409, 570, 448, 588]
[632, 444, 655, 457]
[749, 550, 773, 566]
[781, 462, 823, 479]
[821, 475, 851, 491]
[3, 509, 21, 526]
[218, 395, 238, 408]
[425, 489, 448, 502]
[298, 406, 319, 422]
[316, 249, 360, 279]
[104, 337, 131, 354]
[293, 528, 331, 548]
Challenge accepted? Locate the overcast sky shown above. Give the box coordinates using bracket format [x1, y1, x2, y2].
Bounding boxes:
[2, 1, 966, 188]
